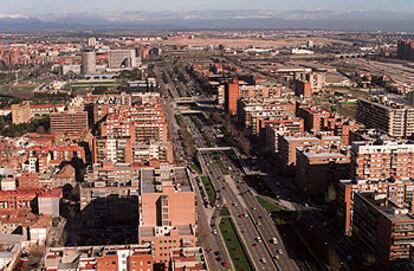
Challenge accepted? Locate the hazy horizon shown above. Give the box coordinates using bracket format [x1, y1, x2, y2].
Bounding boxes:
[0, 0, 413, 17]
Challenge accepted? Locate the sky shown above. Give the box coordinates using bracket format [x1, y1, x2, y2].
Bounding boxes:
[0, 0, 413, 17]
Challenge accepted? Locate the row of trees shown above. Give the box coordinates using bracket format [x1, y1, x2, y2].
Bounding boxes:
[0, 115, 50, 137]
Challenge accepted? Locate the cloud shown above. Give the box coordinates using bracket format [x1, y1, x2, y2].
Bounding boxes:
[0, 13, 30, 19]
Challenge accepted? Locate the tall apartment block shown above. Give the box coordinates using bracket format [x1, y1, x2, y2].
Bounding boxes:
[337, 178, 414, 236]
[350, 141, 414, 180]
[50, 110, 89, 135]
[11, 101, 32, 124]
[357, 98, 414, 138]
[224, 78, 240, 115]
[352, 192, 414, 270]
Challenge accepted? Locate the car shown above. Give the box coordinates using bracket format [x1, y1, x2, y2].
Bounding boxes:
[244, 213, 248, 218]
[256, 221, 261, 226]
[272, 237, 278, 244]
[252, 243, 257, 247]
[256, 236, 262, 242]
[278, 249, 283, 254]
[232, 202, 238, 207]
[212, 229, 218, 235]
[261, 258, 267, 264]
[273, 255, 280, 260]
[251, 207, 257, 210]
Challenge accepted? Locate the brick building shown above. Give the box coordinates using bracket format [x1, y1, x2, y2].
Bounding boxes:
[224, 78, 240, 115]
[50, 110, 89, 135]
[337, 178, 414, 236]
[352, 192, 414, 270]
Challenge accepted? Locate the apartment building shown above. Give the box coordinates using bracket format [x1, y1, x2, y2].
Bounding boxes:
[80, 179, 139, 227]
[0, 188, 62, 216]
[278, 132, 342, 175]
[295, 146, 350, 197]
[352, 192, 414, 270]
[224, 78, 240, 115]
[297, 106, 335, 133]
[263, 116, 305, 153]
[138, 164, 196, 264]
[337, 178, 414, 236]
[327, 119, 363, 146]
[100, 103, 168, 144]
[44, 244, 155, 271]
[93, 137, 172, 164]
[350, 141, 414, 180]
[237, 98, 296, 135]
[50, 110, 89, 135]
[11, 101, 32, 124]
[357, 98, 414, 138]
[170, 247, 209, 271]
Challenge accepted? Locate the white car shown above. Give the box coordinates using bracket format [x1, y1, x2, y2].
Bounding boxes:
[261, 258, 267, 264]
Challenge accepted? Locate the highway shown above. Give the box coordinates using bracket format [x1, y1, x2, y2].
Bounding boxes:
[188, 112, 301, 271]
[157, 60, 302, 271]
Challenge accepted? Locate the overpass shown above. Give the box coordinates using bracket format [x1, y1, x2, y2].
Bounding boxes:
[175, 96, 216, 104]
[197, 147, 265, 176]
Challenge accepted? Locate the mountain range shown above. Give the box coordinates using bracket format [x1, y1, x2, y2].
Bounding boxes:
[0, 10, 413, 32]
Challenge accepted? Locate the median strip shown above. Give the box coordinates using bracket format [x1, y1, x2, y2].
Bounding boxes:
[201, 175, 216, 203]
[219, 216, 253, 271]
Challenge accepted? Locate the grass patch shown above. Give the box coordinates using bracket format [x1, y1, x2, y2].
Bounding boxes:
[220, 207, 230, 217]
[175, 114, 184, 127]
[334, 103, 357, 119]
[189, 162, 202, 174]
[219, 217, 253, 271]
[256, 196, 283, 213]
[0, 85, 37, 98]
[201, 176, 216, 203]
[217, 161, 229, 175]
[256, 196, 294, 225]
